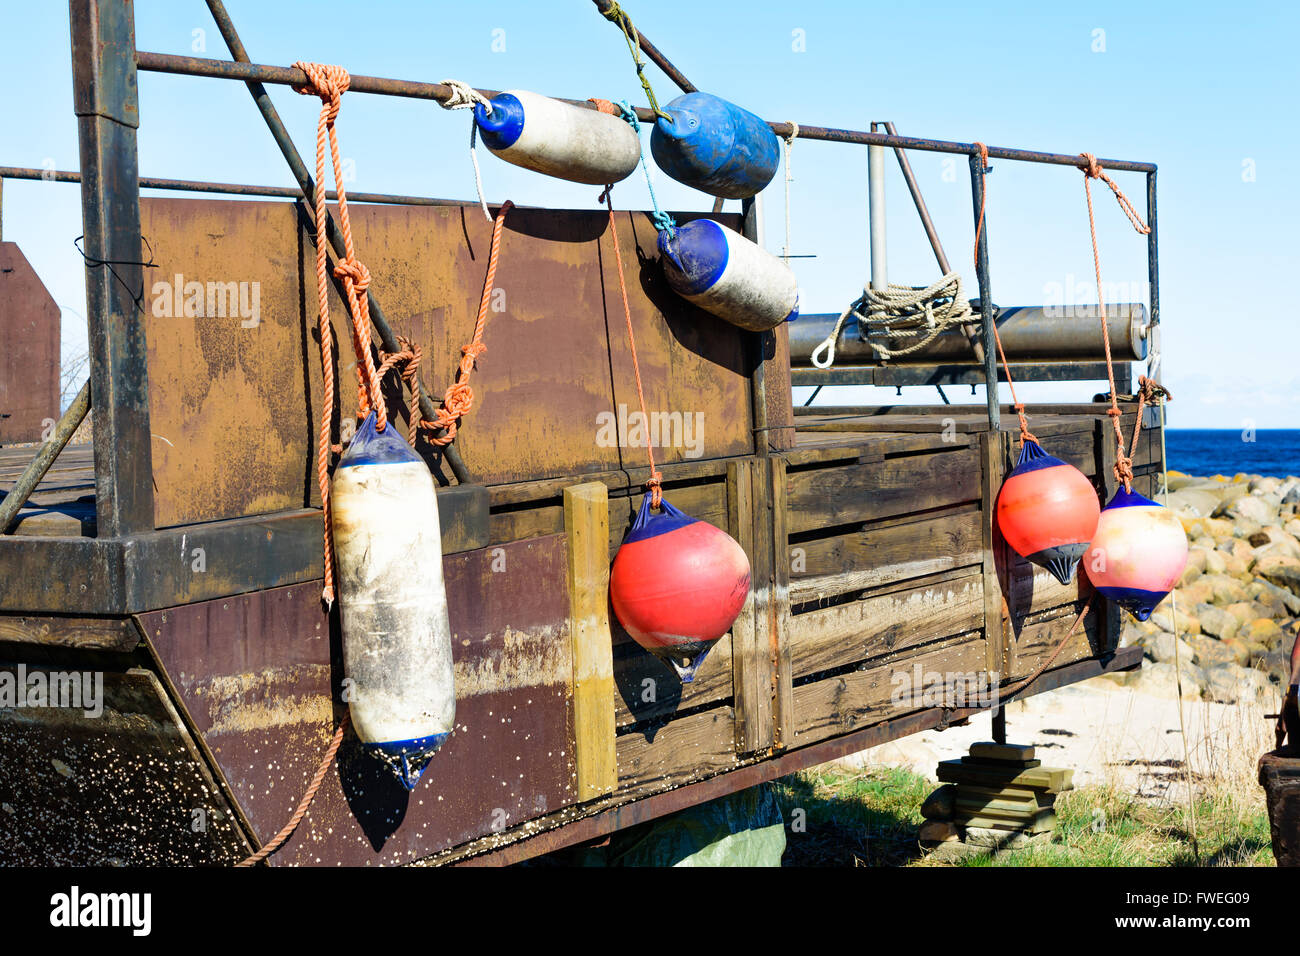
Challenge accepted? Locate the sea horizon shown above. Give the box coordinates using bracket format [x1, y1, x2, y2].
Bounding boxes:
[1164, 427, 1300, 479]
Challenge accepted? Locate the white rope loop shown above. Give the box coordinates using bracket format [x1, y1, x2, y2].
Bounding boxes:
[440, 79, 494, 222]
[813, 272, 974, 368]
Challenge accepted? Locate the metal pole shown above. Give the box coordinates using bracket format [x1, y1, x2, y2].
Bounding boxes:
[202, 0, 470, 483]
[868, 140, 887, 292]
[969, 153, 1000, 434]
[1146, 169, 1160, 385]
[132, 51, 1158, 173]
[0, 164, 471, 206]
[881, 122, 985, 364]
[0, 382, 90, 534]
[70, 0, 155, 537]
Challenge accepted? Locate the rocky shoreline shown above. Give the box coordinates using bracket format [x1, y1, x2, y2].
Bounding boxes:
[1114, 471, 1300, 704]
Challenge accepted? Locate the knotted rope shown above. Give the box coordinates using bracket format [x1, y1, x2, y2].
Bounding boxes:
[811, 272, 974, 368]
[380, 200, 514, 448]
[595, 177, 663, 507]
[1078, 151, 1152, 491]
[293, 61, 389, 608]
[438, 78, 494, 223]
[598, 1, 671, 120]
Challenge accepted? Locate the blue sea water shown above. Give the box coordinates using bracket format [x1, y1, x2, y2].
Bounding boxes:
[1164, 429, 1300, 479]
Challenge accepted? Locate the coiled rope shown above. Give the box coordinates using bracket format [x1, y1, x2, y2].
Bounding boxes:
[438, 78, 494, 223]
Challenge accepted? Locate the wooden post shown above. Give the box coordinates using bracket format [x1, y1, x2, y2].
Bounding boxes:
[728, 458, 769, 753]
[563, 482, 617, 800]
[728, 456, 794, 754]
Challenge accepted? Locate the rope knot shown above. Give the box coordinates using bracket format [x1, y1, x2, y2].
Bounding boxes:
[292, 62, 350, 123]
[333, 258, 371, 294]
[1106, 406, 1121, 418]
[1079, 152, 1103, 179]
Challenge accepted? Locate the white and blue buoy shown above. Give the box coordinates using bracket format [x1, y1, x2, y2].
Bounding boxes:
[331, 412, 455, 790]
[659, 218, 799, 331]
[474, 90, 641, 185]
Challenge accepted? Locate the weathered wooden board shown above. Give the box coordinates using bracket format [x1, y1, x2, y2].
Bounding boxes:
[790, 507, 983, 604]
[0, 614, 139, 652]
[617, 703, 739, 791]
[790, 570, 984, 679]
[613, 632, 733, 729]
[791, 636, 987, 747]
[1006, 602, 1107, 682]
[787, 445, 981, 534]
[0, 662, 249, 864]
[139, 198, 755, 527]
[0, 242, 60, 444]
[140, 535, 577, 865]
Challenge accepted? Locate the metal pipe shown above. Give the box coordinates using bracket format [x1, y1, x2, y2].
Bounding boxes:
[969, 153, 1000, 433]
[868, 140, 887, 291]
[203, 0, 470, 483]
[590, 0, 698, 94]
[0, 382, 91, 535]
[1146, 169, 1161, 384]
[789, 304, 1148, 367]
[134, 51, 1157, 173]
[0, 165, 467, 206]
[881, 121, 985, 365]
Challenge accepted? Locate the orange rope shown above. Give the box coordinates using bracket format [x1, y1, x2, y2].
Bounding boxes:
[293, 61, 389, 606]
[590, 125, 662, 507]
[375, 201, 511, 447]
[972, 142, 1037, 447]
[236, 711, 350, 867]
[1079, 152, 1151, 492]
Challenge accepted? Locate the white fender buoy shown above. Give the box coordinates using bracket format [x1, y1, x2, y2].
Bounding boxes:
[659, 218, 799, 331]
[474, 90, 641, 186]
[331, 411, 455, 790]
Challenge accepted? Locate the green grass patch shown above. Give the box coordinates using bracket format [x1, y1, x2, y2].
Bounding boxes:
[774, 764, 1275, 867]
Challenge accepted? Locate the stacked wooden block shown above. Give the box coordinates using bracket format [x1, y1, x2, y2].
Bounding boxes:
[920, 742, 1073, 854]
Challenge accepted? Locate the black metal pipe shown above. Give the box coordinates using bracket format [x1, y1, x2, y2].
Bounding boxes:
[0, 165, 467, 206]
[202, 0, 470, 483]
[590, 0, 698, 94]
[969, 153, 1000, 434]
[1147, 171, 1160, 331]
[134, 50, 1158, 173]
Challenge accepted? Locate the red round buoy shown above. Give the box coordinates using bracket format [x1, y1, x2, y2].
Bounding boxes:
[1086, 486, 1188, 621]
[996, 439, 1101, 585]
[610, 494, 751, 682]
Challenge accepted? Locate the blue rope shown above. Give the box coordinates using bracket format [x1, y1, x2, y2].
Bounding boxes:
[613, 100, 676, 238]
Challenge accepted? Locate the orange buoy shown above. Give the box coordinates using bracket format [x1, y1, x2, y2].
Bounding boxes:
[610, 494, 751, 682]
[996, 439, 1101, 585]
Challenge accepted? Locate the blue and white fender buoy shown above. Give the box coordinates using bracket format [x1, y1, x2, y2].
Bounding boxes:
[650, 92, 779, 199]
[474, 90, 641, 186]
[1086, 486, 1188, 621]
[609, 494, 751, 682]
[659, 218, 799, 331]
[331, 412, 455, 790]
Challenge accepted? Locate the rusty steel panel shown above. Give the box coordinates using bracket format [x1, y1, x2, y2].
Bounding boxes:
[0, 659, 249, 865]
[139, 198, 754, 528]
[139, 533, 576, 865]
[0, 243, 60, 444]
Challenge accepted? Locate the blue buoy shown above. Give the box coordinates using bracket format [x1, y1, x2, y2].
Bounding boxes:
[659, 218, 798, 331]
[650, 92, 779, 199]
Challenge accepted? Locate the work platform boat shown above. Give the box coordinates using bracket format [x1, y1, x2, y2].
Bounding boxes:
[0, 0, 1165, 866]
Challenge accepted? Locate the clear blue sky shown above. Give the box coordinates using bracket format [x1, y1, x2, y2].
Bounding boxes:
[2, 0, 1296, 427]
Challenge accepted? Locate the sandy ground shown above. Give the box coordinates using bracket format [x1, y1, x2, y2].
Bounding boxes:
[834, 676, 1280, 803]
